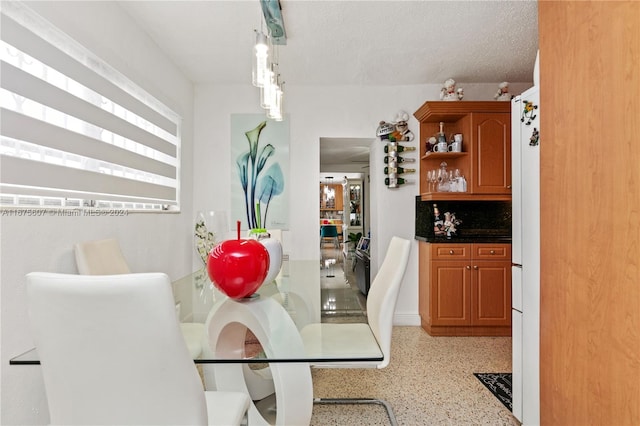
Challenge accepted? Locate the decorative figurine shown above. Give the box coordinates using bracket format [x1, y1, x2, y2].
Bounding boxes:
[444, 212, 461, 238]
[521, 100, 538, 125]
[494, 82, 513, 101]
[376, 120, 395, 140]
[440, 78, 464, 101]
[207, 221, 269, 299]
[529, 128, 539, 146]
[390, 110, 414, 142]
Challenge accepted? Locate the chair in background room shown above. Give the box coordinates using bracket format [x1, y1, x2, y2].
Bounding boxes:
[320, 224, 340, 249]
[300, 236, 411, 425]
[74, 238, 204, 359]
[25, 272, 249, 426]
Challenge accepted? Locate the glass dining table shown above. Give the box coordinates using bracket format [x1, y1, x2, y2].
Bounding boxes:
[10, 259, 384, 426]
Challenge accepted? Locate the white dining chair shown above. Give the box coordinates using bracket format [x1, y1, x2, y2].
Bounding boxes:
[300, 236, 411, 425]
[74, 238, 205, 359]
[25, 272, 249, 426]
[74, 238, 130, 275]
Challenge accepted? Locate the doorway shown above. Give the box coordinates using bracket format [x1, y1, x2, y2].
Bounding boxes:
[319, 137, 374, 318]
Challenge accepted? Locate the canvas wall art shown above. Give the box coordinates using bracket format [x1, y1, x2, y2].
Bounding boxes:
[230, 114, 289, 231]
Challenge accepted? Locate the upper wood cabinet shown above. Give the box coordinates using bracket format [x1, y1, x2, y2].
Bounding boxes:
[414, 101, 512, 201]
[471, 112, 511, 194]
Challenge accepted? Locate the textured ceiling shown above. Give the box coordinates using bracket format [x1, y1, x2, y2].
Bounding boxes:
[117, 1, 538, 171]
[118, 0, 539, 86]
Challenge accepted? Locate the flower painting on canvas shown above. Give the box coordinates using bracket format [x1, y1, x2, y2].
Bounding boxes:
[230, 114, 289, 231]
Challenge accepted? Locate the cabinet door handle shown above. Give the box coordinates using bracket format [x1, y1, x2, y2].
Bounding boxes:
[507, 185, 512, 189]
[490, 250, 495, 255]
[466, 265, 471, 270]
[449, 250, 454, 255]
[473, 265, 479, 270]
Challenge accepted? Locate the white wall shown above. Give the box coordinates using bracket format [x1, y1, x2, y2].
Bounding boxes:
[193, 82, 533, 327]
[0, 3, 195, 424]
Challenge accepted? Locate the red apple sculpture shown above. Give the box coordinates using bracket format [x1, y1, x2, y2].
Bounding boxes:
[207, 222, 270, 299]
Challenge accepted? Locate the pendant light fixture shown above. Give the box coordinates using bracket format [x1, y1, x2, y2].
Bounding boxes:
[253, 0, 286, 121]
[259, 62, 274, 109]
[268, 80, 283, 121]
[257, 38, 283, 121]
[252, 30, 269, 88]
[265, 47, 283, 121]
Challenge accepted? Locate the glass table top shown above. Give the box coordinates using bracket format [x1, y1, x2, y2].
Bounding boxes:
[11, 260, 383, 365]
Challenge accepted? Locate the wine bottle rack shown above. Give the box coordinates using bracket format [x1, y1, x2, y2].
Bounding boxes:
[384, 139, 416, 188]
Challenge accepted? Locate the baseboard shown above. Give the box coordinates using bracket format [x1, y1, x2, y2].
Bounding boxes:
[420, 319, 511, 336]
[393, 312, 421, 326]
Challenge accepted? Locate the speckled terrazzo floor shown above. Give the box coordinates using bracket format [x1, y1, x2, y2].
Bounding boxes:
[309, 327, 519, 425]
[312, 248, 520, 425]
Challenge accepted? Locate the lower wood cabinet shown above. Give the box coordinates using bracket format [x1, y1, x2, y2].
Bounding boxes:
[419, 241, 511, 336]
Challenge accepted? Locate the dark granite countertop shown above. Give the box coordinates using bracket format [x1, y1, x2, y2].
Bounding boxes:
[415, 235, 512, 244]
[415, 197, 512, 245]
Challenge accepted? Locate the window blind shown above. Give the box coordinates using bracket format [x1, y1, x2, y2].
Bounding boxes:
[0, 2, 181, 211]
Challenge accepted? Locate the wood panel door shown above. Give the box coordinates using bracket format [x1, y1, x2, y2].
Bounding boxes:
[539, 2, 640, 425]
[471, 260, 512, 327]
[429, 260, 471, 326]
[418, 242, 431, 325]
[471, 113, 511, 194]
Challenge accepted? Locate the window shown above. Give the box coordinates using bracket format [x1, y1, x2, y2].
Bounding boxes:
[0, 2, 181, 212]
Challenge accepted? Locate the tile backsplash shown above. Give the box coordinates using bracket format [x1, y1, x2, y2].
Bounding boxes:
[415, 196, 511, 241]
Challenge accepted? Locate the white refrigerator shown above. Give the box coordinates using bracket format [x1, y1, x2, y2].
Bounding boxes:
[511, 85, 540, 425]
